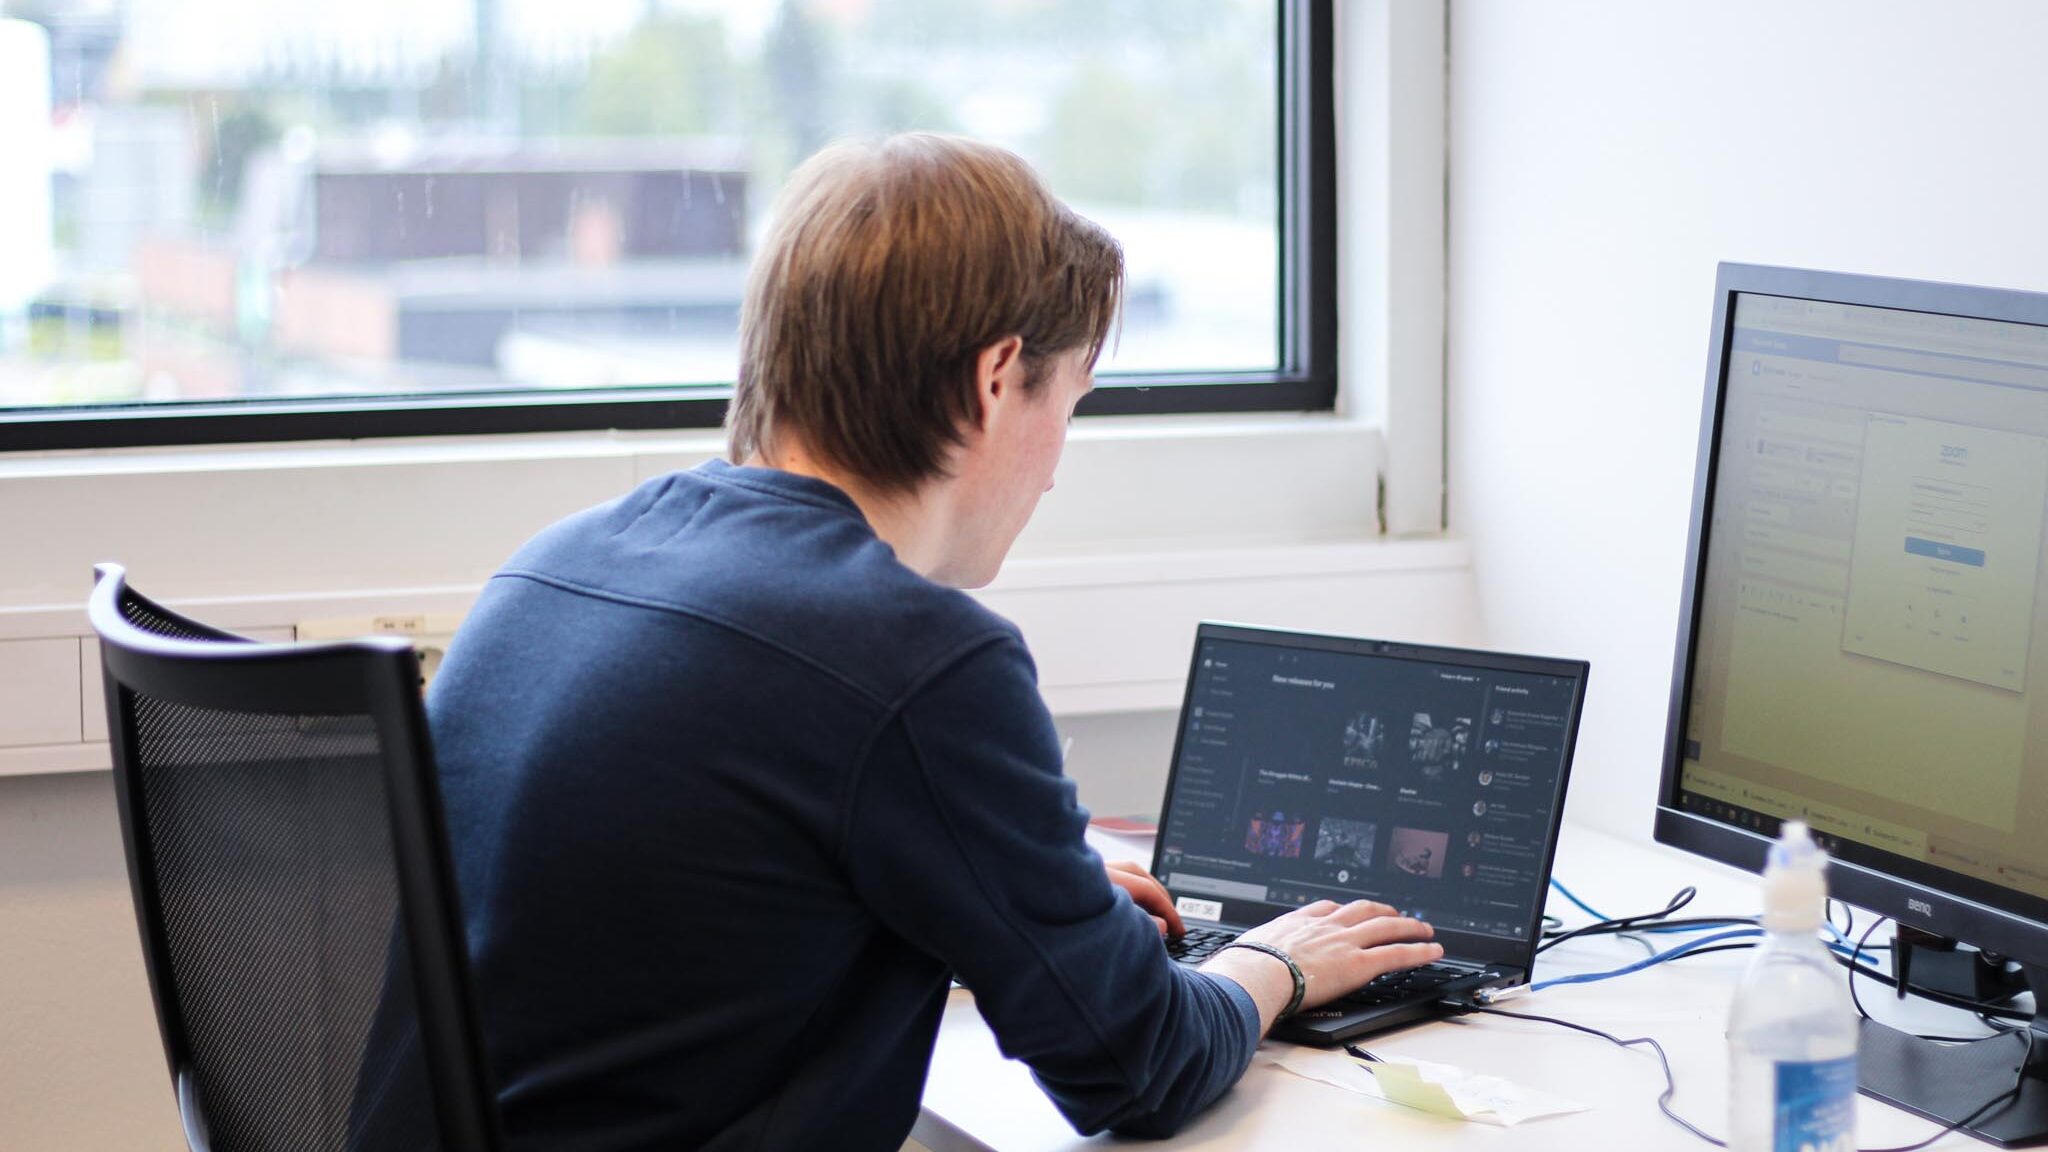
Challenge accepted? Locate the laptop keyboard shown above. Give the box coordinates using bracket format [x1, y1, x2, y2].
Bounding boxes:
[1164, 925, 1239, 963]
[1338, 961, 1475, 1008]
[1169, 930, 1483, 1012]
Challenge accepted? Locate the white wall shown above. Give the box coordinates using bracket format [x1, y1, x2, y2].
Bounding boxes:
[0, 772, 181, 1148]
[1448, 0, 2048, 839]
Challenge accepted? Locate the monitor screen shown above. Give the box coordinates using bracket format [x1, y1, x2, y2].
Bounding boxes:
[1658, 265, 2048, 1143]
[1672, 274, 2048, 931]
[1156, 631, 1582, 943]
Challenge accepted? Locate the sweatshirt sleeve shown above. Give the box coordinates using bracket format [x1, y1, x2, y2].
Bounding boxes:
[841, 633, 1261, 1138]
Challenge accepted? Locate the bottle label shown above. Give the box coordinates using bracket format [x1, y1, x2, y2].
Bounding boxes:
[1774, 1055, 1856, 1152]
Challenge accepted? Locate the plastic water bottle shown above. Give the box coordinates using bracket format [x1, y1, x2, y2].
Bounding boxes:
[1728, 821, 1858, 1152]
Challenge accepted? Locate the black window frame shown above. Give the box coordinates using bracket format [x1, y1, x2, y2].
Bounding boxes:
[0, 0, 1337, 452]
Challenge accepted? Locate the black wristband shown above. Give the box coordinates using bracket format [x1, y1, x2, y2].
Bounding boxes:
[1218, 940, 1306, 1019]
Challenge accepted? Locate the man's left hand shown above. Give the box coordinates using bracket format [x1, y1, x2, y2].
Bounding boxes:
[1105, 860, 1185, 938]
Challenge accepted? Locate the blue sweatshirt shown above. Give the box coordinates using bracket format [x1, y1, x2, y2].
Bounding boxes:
[424, 460, 1260, 1150]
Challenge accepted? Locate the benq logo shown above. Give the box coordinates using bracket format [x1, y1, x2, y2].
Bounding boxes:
[1907, 898, 1934, 918]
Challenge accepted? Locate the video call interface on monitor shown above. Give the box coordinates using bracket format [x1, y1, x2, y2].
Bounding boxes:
[1156, 638, 1578, 940]
[1681, 292, 2048, 904]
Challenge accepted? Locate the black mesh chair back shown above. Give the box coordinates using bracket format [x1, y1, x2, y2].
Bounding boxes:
[89, 564, 501, 1152]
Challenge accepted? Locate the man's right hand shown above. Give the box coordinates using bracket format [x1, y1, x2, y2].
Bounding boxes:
[1197, 900, 1440, 1036]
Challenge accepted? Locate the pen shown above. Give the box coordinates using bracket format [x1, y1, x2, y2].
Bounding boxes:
[1344, 1045, 1382, 1063]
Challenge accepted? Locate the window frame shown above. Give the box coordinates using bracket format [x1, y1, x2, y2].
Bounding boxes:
[0, 0, 1337, 452]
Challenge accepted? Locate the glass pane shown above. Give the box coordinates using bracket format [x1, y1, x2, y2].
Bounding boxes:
[0, 0, 1278, 413]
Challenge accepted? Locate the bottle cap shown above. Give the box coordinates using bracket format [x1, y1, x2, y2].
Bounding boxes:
[1763, 821, 1828, 932]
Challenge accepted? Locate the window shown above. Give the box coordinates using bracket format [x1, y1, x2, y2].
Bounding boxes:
[0, 0, 1334, 450]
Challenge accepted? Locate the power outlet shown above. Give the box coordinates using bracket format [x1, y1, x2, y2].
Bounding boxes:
[296, 613, 465, 691]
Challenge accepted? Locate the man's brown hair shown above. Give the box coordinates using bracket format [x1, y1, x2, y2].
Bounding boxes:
[726, 133, 1123, 491]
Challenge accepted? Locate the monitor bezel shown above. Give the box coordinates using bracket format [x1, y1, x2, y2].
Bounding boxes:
[1654, 261, 2048, 966]
[1156, 620, 1590, 969]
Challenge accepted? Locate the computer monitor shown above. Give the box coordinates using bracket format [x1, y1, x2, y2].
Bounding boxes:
[1656, 263, 2048, 1145]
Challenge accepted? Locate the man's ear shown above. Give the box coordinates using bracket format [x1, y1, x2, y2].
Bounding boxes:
[973, 336, 1026, 427]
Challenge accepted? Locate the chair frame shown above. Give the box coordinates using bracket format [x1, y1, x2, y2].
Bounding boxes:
[89, 562, 502, 1152]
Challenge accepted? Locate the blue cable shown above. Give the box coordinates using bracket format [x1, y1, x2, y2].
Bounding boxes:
[1531, 928, 1764, 991]
[1548, 877, 1609, 921]
[1545, 878, 1881, 972]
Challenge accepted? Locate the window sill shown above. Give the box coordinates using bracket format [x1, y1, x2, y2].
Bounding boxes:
[4, 409, 1393, 604]
[0, 407, 1373, 477]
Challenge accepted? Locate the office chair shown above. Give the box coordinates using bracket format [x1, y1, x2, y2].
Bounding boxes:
[89, 563, 503, 1152]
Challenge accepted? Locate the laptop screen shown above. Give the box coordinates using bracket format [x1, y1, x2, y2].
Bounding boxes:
[1154, 626, 1586, 948]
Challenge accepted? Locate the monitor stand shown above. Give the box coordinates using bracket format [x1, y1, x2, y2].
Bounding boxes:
[1857, 964, 2048, 1147]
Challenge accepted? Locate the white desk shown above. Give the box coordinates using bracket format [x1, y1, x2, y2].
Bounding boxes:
[913, 824, 2005, 1150]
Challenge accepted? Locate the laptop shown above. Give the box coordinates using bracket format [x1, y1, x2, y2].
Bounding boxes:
[1149, 622, 1589, 1045]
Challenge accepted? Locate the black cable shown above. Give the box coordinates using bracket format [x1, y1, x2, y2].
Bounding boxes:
[1849, 915, 1884, 1022]
[1835, 916, 2032, 1023]
[1462, 1003, 2037, 1151]
[1651, 942, 1757, 962]
[1540, 915, 1759, 952]
[1597, 916, 1759, 932]
[1539, 886, 1698, 950]
[1549, 939, 1760, 966]
[1461, 1004, 1725, 1145]
[1857, 975, 2031, 1021]
[1531, 890, 2030, 1143]
[1537, 886, 1765, 956]
[1546, 891, 2020, 1027]
[1622, 918, 2007, 1037]
[1845, 916, 2023, 1043]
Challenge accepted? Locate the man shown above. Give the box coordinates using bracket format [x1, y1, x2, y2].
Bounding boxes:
[426, 134, 1440, 1149]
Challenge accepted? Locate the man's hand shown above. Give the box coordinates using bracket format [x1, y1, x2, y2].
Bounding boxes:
[1199, 900, 1439, 1036]
[1104, 860, 1185, 938]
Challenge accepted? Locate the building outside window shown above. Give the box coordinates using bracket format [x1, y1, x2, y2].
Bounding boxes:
[0, 0, 1328, 449]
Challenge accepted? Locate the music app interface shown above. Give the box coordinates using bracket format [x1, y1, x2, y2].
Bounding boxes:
[1158, 639, 1576, 940]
